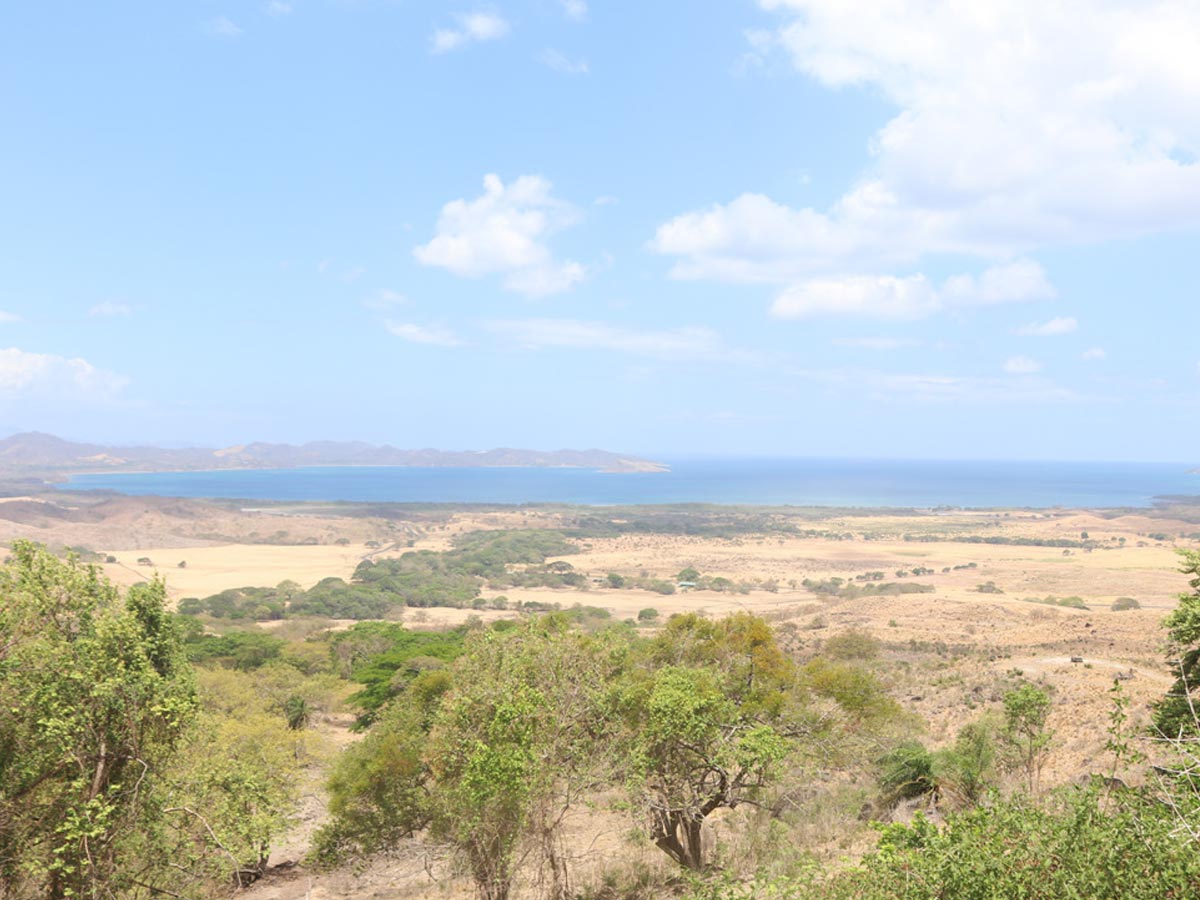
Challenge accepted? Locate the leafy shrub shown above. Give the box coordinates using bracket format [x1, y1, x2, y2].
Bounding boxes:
[877, 741, 935, 802]
[822, 629, 882, 661]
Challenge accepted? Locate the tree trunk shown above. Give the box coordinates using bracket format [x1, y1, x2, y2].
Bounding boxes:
[542, 827, 571, 900]
[651, 809, 706, 871]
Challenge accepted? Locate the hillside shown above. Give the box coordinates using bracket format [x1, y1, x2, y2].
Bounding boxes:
[0, 432, 667, 476]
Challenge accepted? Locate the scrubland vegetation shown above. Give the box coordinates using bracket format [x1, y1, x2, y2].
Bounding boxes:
[5, 541, 1200, 900]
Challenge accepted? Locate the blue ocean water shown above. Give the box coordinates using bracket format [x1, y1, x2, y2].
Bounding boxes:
[65, 458, 1200, 509]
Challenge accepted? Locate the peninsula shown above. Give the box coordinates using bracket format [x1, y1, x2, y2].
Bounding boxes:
[0, 432, 668, 477]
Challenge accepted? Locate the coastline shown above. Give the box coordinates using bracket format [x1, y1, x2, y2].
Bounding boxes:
[57, 458, 1200, 511]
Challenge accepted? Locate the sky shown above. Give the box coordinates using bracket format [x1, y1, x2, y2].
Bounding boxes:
[1, 1, 1198, 461]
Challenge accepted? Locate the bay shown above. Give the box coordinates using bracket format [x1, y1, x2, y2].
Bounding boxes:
[65, 458, 1200, 509]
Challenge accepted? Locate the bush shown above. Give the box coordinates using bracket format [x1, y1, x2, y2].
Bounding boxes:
[877, 740, 935, 802]
[638, 607, 660, 622]
[822, 629, 881, 661]
[1112, 596, 1140, 611]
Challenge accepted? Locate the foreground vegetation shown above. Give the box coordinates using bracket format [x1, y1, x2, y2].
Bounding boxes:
[3, 543, 1200, 899]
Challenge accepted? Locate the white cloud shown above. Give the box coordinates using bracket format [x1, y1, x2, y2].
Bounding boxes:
[0, 348, 129, 397]
[362, 289, 408, 311]
[941, 260, 1057, 307]
[772, 274, 937, 320]
[431, 12, 510, 53]
[487, 318, 724, 360]
[769, 260, 1052, 320]
[656, 1, 1200, 312]
[831, 336, 918, 350]
[0, 312, 22, 324]
[88, 301, 131, 318]
[1003, 355, 1043, 375]
[786, 364, 1080, 404]
[266, 1, 292, 16]
[561, 0, 588, 22]
[1014, 316, 1078, 336]
[758, 0, 1200, 247]
[1082, 346, 1107, 360]
[414, 174, 586, 297]
[385, 321, 463, 347]
[204, 16, 243, 38]
[540, 49, 589, 75]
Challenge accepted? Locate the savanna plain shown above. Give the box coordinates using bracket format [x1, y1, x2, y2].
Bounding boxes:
[5, 491, 1200, 900]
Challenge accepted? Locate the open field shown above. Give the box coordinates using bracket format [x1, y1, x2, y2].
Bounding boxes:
[7, 494, 1200, 900]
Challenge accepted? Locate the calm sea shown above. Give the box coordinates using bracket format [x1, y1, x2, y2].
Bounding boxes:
[64, 458, 1200, 509]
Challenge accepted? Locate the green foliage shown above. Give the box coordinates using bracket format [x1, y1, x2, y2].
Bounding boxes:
[1111, 596, 1141, 611]
[618, 614, 799, 870]
[638, 607, 660, 622]
[876, 741, 935, 803]
[999, 683, 1053, 793]
[184, 529, 582, 623]
[1018, 594, 1092, 610]
[801, 658, 900, 722]
[0, 542, 198, 897]
[822, 629, 882, 661]
[314, 693, 434, 866]
[837, 789, 1199, 899]
[321, 616, 623, 900]
[183, 627, 286, 670]
[288, 575, 397, 618]
[162, 666, 310, 888]
[802, 578, 935, 599]
[284, 694, 311, 730]
[328, 621, 467, 726]
[1154, 549, 1200, 737]
[933, 719, 997, 808]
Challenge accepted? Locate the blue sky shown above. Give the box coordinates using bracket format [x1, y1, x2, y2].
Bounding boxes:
[1, 1, 1197, 461]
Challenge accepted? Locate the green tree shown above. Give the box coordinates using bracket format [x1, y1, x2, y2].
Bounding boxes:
[320, 617, 622, 900]
[616, 614, 794, 870]
[934, 718, 997, 808]
[1154, 550, 1200, 737]
[1000, 683, 1053, 793]
[0, 542, 198, 897]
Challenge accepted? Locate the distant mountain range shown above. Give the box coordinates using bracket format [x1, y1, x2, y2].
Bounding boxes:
[0, 432, 668, 476]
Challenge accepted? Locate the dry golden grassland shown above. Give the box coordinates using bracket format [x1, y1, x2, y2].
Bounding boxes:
[29, 500, 1186, 900]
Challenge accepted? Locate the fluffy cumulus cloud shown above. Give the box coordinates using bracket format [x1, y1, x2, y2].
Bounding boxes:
[540, 49, 589, 75]
[1003, 355, 1043, 375]
[88, 301, 131, 318]
[384, 321, 463, 347]
[561, 0, 588, 22]
[770, 259, 1052, 320]
[486, 318, 724, 360]
[414, 174, 586, 297]
[1014, 316, 1078, 336]
[204, 16, 243, 38]
[831, 336, 918, 350]
[430, 12, 510, 53]
[0, 348, 129, 398]
[656, 0, 1200, 318]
